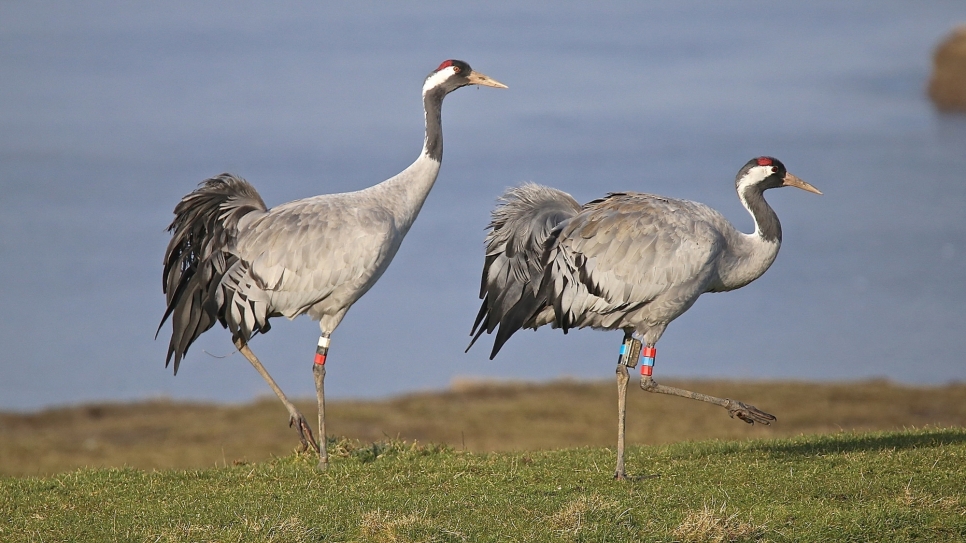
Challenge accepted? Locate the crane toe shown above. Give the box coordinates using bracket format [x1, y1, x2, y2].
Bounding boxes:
[724, 400, 776, 425]
[289, 413, 321, 454]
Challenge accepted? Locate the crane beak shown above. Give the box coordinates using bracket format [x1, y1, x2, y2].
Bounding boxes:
[466, 70, 508, 89]
[782, 173, 822, 195]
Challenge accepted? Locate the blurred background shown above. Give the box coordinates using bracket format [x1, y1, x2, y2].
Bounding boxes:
[2, 1, 965, 412]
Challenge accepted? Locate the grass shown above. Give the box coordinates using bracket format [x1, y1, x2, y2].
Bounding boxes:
[2, 428, 965, 542]
[2, 378, 966, 476]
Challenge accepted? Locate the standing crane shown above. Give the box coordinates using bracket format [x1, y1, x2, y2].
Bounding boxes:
[468, 157, 820, 479]
[159, 60, 506, 469]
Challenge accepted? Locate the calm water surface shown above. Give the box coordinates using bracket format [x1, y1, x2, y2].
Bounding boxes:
[1, 2, 964, 410]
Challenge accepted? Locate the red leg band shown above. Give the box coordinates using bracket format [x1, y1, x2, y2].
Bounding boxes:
[314, 353, 326, 366]
[640, 365, 652, 376]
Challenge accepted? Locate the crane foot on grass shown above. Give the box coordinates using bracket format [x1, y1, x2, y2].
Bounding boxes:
[614, 471, 660, 482]
[289, 413, 321, 454]
[723, 399, 776, 425]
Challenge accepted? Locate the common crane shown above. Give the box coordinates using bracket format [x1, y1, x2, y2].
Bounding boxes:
[468, 157, 820, 479]
[160, 60, 506, 469]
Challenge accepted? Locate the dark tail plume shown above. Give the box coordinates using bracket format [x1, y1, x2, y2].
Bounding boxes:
[158, 174, 267, 374]
[467, 183, 580, 358]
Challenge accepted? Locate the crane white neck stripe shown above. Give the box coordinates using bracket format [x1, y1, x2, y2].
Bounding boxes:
[423, 66, 458, 94]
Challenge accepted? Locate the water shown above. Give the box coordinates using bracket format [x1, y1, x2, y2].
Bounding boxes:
[1, 1, 964, 411]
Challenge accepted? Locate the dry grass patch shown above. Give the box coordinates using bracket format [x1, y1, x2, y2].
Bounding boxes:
[358, 509, 429, 543]
[149, 516, 311, 543]
[549, 494, 623, 537]
[672, 503, 765, 543]
[897, 486, 965, 514]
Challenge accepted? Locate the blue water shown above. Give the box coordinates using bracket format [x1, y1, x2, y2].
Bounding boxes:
[1, 1, 964, 411]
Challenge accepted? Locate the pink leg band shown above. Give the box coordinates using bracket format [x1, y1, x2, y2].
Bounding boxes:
[640, 346, 656, 376]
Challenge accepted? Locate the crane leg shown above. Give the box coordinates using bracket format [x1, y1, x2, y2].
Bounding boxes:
[234, 337, 320, 454]
[614, 363, 629, 480]
[636, 343, 775, 425]
[313, 333, 330, 470]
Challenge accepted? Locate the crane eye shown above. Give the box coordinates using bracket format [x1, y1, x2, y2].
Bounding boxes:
[771, 167, 777, 174]
[452, 66, 461, 74]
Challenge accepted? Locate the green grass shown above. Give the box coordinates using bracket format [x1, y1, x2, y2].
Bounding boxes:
[3, 428, 965, 542]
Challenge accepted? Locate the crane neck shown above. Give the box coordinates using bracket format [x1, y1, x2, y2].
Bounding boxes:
[712, 184, 783, 292]
[422, 86, 446, 162]
[739, 183, 781, 243]
[362, 84, 447, 234]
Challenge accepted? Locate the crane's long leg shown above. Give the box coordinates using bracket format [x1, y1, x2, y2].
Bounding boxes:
[614, 331, 644, 480]
[635, 341, 775, 425]
[234, 336, 320, 454]
[640, 378, 775, 424]
[313, 333, 330, 470]
[615, 363, 629, 480]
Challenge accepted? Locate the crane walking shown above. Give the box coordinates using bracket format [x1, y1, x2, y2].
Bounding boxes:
[159, 60, 506, 469]
[468, 157, 820, 479]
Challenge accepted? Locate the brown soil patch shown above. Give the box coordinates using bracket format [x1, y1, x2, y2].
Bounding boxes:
[2, 379, 964, 477]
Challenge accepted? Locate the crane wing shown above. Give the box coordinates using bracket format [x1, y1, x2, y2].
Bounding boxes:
[160, 175, 399, 373]
[227, 194, 396, 332]
[542, 192, 725, 331]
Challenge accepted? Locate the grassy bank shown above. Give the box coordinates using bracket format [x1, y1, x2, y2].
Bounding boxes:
[3, 379, 966, 477]
[2, 428, 965, 542]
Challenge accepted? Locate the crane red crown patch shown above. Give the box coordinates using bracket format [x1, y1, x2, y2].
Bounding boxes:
[436, 60, 454, 71]
[756, 157, 773, 166]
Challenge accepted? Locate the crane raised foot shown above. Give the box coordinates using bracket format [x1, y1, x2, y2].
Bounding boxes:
[639, 377, 775, 425]
[722, 398, 776, 425]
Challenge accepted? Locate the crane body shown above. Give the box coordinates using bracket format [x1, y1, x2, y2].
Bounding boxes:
[469, 157, 820, 479]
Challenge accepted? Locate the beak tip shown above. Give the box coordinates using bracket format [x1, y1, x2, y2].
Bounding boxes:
[784, 173, 822, 195]
[467, 70, 508, 89]
[481, 80, 508, 90]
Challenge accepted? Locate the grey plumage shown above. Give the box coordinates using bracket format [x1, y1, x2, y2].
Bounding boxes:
[158, 60, 506, 468]
[160, 172, 410, 372]
[470, 187, 741, 357]
[469, 157, 821, 479]
[468, 183, 580, 355]
[472, 157, 820, 355]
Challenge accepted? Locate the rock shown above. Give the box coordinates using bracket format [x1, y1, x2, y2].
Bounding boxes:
[929, 26, 966, 112]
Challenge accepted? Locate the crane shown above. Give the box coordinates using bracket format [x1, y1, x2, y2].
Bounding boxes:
[159, 60, 506, 469]
[468, 157, 820, 479]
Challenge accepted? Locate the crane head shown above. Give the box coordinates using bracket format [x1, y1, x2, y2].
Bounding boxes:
[736, 156, 822, 195]
[423, 60, 508, 96]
